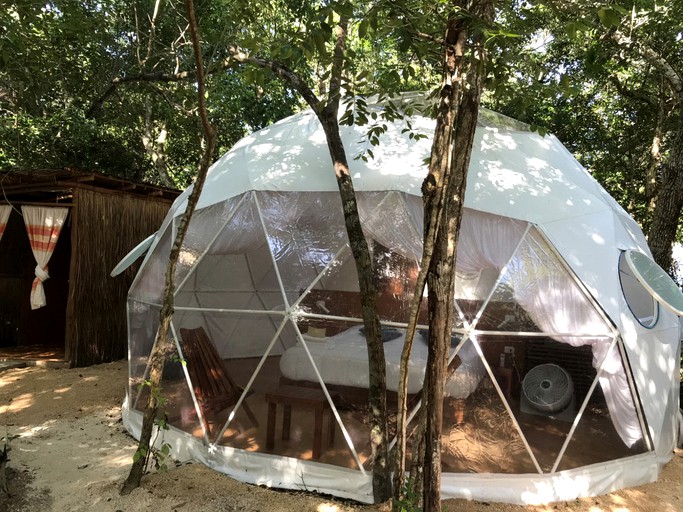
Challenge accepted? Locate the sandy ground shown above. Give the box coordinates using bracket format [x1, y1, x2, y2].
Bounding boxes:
[0, 360, 680, 512]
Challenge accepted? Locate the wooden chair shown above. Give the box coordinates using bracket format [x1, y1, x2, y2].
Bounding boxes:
[179, 327, 259, 429]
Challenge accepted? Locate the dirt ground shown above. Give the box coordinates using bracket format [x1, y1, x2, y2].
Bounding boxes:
[0, 360, 680, 512]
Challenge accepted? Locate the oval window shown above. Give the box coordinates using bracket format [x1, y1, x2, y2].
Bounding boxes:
[625, 250, 683, 315]
[619, 252, 659, 328]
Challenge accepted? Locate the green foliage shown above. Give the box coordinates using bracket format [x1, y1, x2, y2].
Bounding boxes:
[393, 484, 422, 512]
[150, 414, 173, 472]
[482, 0, 683, 242]
[0, 1, 300, 188]
[132, 446, 147, 463]
[131, 409, 173, 472]
[3, 0, 679, 245]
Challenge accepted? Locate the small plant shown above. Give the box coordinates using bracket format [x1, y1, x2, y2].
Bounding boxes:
[150, 414, 173, 472]
[131, 386, 174, 473]
[393, 484, 422, 512]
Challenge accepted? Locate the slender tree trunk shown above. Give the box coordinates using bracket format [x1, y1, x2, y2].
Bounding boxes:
[313, 19, 390, 501]
[393, 16, 465, 499]
[421, 2, 493, 509]
[250, 17, 391, 500]
[647, 110, 683, 274]
[645, 79, 666, 211]
[399, 6, 471, 505]
[318, 112, 390, 501]
[121, 0, 217, 495]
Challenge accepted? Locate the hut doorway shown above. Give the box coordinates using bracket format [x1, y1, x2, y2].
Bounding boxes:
[0, 208, 70, 360]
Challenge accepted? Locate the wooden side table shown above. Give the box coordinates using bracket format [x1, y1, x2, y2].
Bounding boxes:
[493, 366, 515, 399]
[265, 385, 338, 459]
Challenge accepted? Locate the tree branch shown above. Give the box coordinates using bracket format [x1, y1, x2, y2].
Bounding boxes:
[86, 46, 320, 118]
[148, 83, 198, 116]
[186, 1, 214, 141]
[607, 74, 656, 106]
[324, 16, 349, 119]
[611, 30, 683, 99]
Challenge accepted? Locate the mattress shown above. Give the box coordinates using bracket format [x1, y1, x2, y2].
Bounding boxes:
[279, 326, 486, 397]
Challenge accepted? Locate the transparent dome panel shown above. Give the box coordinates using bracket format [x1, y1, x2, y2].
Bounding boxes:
[554, 333, 648, 470]
[175, 236, 279, 314]
[257, 191, 350, 307]
[171, 310, 298, 445]
[357, 191, 423, 266]
[174, 194, 281, 311]
[129, 223, 173, 304]
[293, 243, 361, 331]
[372, 241, 426, 325]
[133, 355, 205, 442]
[206, 316, 364, 468]
[555, 384, 647, 472]
[454, 210, 527, 324]
[174, 198, 250, 290]
[475, 293, 540, 332]
[129, 312, 205, 441]
[294, 245, 428, 330]
[440, 337, 538, 474]
[485, 228, 613, 337]
[471, 333, 642, 473]
[127, 299, 161, 401]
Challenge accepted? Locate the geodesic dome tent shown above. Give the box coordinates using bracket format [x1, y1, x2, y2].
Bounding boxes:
[121, 103, 682, 505]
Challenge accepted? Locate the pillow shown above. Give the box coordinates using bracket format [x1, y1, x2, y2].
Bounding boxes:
[359, 326, 403, 343]
[306, 326, 327, 338]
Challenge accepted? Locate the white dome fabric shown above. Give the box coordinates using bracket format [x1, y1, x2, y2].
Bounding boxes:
[123, 105, 681, 505]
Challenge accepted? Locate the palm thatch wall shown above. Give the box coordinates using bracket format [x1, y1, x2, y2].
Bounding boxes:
[65, 188, 171, 367]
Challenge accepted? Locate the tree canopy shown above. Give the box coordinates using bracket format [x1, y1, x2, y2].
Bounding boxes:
[5, 1, 680, 261]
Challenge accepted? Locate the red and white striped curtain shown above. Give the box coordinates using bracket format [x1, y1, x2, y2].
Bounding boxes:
[0, 205, 10, 242]
[21, 206, 69, 310]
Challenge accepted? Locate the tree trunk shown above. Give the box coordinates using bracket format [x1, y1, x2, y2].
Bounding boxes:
[645, 79, 667, 212]
[311, 18, 390, 503]
[316, 108, 391, 502]
[121, 313, 174, 494]
[143, 100, 174, 188]
[401, 13, 468, 508]
[121, 0, 217, 494]
[421, 2, 493, 509]
[422, 231, 455, 511]
[647, 111, 683, 274]
[610, 31, 683, 275]
[423, 67, 489, 512]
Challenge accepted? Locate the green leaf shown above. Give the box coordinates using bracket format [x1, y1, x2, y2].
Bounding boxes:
[566, 21, 591, 40]
[560, 74, 571, 91]
[133, 447, 147, 462]
[313, 30, 328, 55]
[333, 1, 354, 17]
[358, 19, 369, 39]
[597, 7, 621, 28]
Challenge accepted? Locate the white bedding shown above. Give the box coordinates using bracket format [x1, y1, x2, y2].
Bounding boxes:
[279, 326, 486, 397]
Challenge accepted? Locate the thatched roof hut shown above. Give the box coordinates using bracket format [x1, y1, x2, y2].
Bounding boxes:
[0, 168, 179, 367]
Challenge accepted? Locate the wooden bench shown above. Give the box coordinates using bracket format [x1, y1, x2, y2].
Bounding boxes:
[265, 385, 338, 459]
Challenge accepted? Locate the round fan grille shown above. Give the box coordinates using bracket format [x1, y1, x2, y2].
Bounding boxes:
[522, 363, 573, 413]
